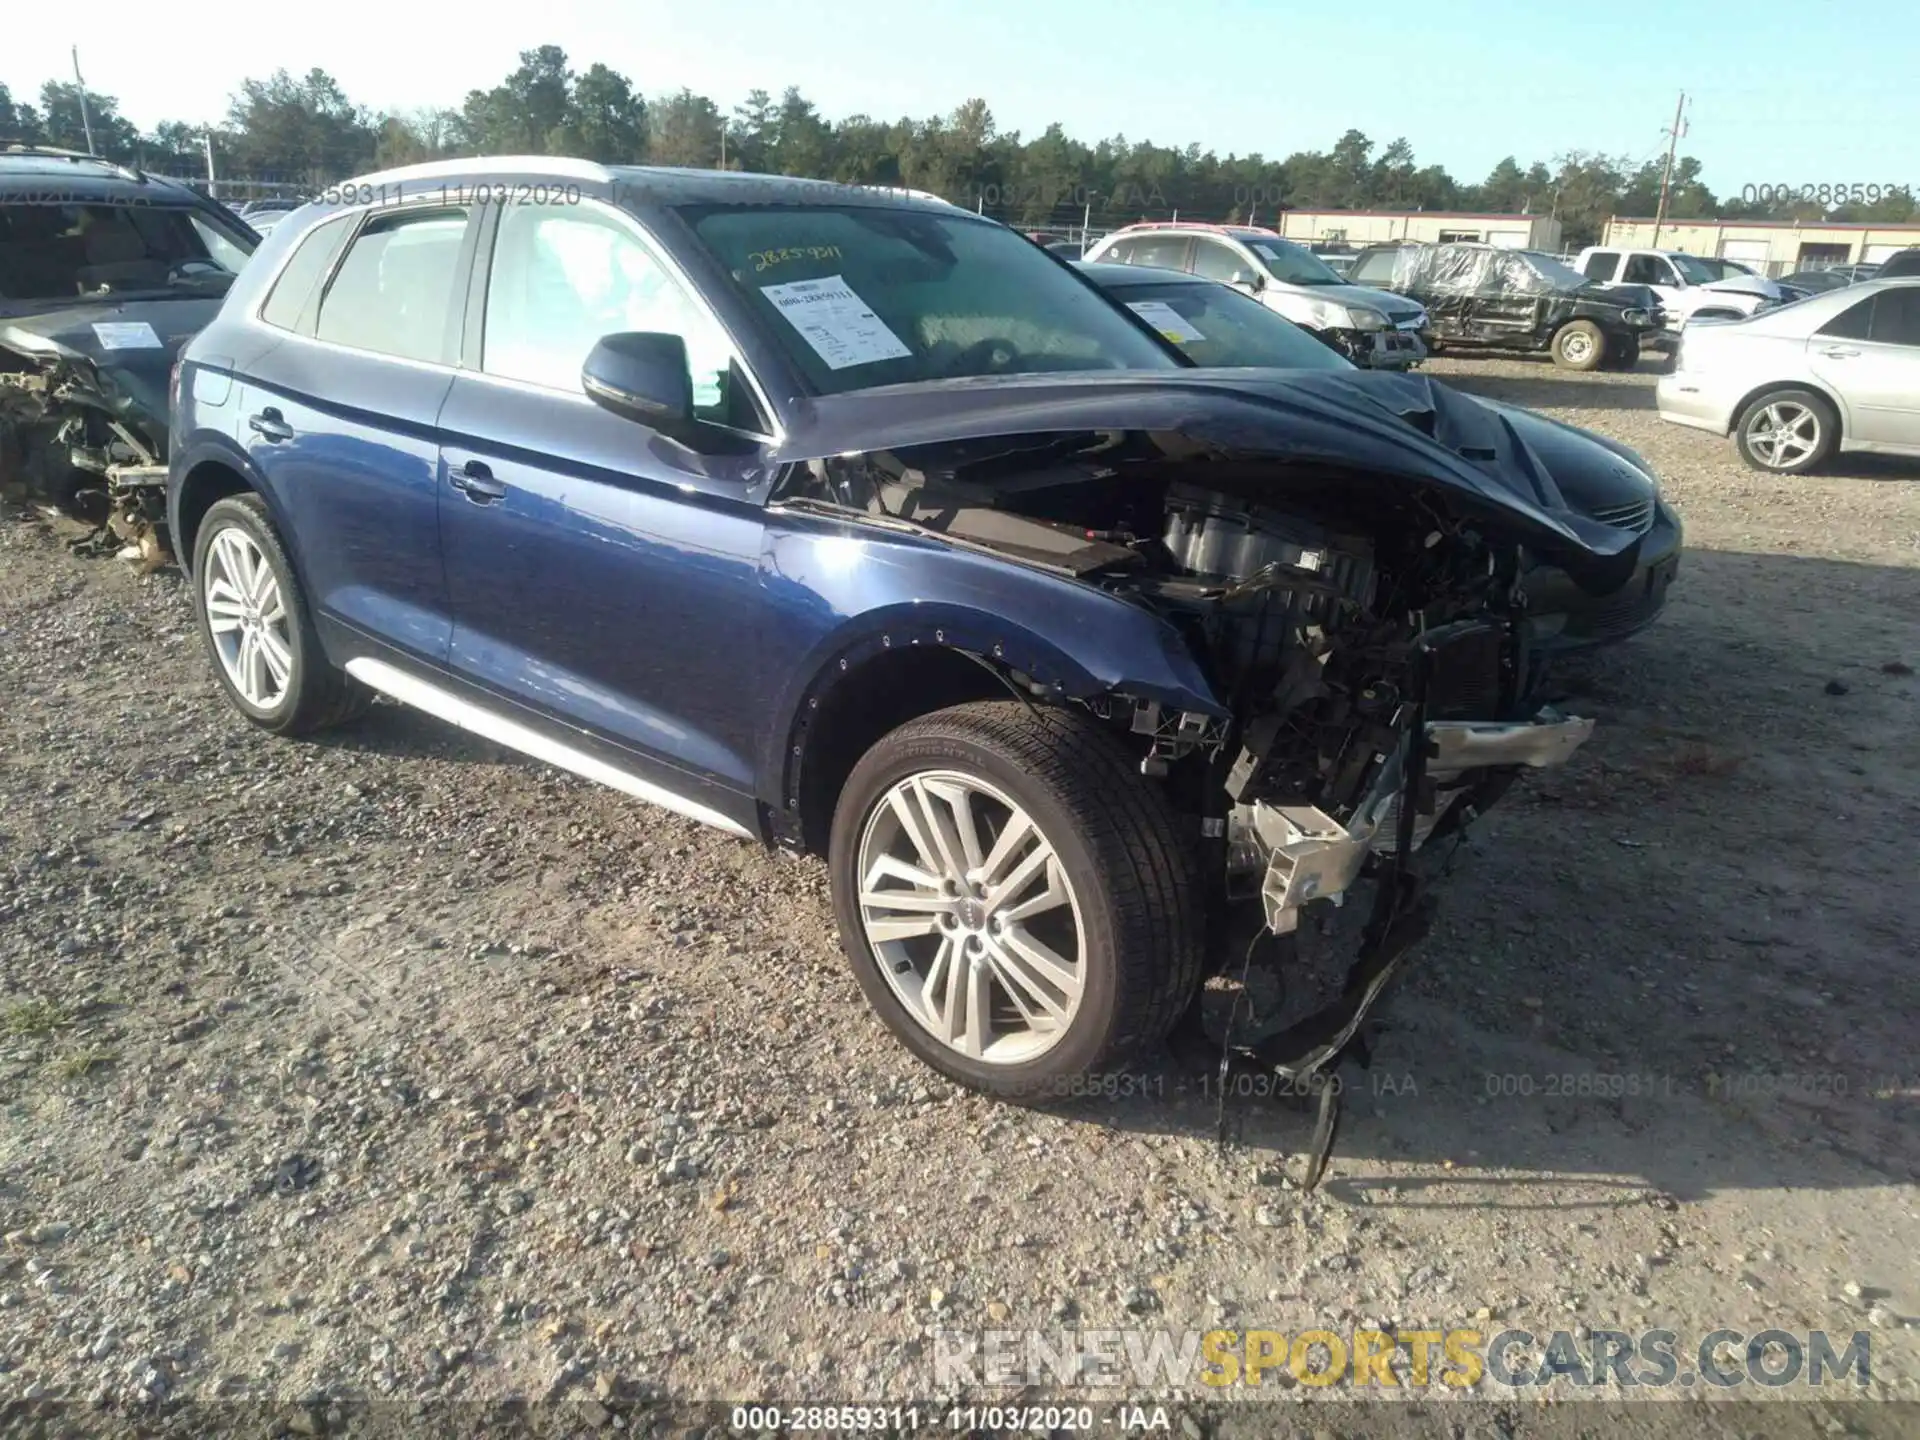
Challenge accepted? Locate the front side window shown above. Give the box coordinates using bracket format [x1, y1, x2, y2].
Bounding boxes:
[315, 208, 468, 364]
[483, 202, 742, 419]
[1622, 254, 1677, 286]
[0, 201, 254, 302]
[1246, 238, 1345, 286]
[1113, 280, 1350, 372]
[1520, 252, 1591, 291]
[1190, 238, 1251, 283]
[682, 204, 1180, 395]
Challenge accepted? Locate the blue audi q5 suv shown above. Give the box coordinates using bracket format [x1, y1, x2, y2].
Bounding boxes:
[169, 158, 1641, 1103]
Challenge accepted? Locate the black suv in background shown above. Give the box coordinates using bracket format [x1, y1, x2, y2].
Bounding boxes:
[0, 146, 257, 556]
[1350, 242, 1662, 371]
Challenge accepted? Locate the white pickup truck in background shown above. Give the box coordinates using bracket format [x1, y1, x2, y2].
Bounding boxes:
[1575, 247, 1788, 328]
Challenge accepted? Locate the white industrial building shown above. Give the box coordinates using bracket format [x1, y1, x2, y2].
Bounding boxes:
[1273, 209, 1564, 252]
[1600, 217, 1920, 275]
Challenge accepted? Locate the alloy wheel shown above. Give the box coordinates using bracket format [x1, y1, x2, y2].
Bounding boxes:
[1747, 402, 1820, 469]
[855, 770, 1086, 1065]
[204, 526, 294, 709]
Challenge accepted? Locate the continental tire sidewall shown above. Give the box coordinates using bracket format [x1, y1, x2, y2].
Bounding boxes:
[830, 725, 1126, 1100]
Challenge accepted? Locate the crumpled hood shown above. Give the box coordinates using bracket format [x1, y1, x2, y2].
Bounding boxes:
[1700, 273, 1779, 302]
[1367, 381, 1657, 514]
[772, 369, 1644, 590]
[0, 296, 222, 441]
[1306, 281, 1425, 320]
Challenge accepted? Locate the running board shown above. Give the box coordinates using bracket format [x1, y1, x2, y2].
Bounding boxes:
[343, 657, 755, 840]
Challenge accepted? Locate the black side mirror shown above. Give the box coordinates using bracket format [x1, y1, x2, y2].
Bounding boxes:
[583, 332, 694, 428]
[1230, 269, 1265, 293]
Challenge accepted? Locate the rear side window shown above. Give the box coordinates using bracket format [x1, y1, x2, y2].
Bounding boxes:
[260, 217, 349, 331]
[1817, 296, 1875, 341]
[315, 208, 469, 363]
[1582, 251, 1619, 282]
[1869, 287, 1920, 346]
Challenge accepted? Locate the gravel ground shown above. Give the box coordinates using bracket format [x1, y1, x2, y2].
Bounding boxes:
[2, 355, 1918, 1433]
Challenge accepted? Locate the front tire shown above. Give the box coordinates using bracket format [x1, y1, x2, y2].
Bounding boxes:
[193, 493, 371, 735]
[1733, 388, 1838, 475]
[828, 702, 1202, 1098]
[1602, 334, 1640, 370]
[1551, 319, 1606, 371]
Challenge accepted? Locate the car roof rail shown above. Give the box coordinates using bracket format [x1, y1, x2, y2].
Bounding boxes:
[1110, 220, 1282, 236]
[0, 142, 147, 184]
[343, 155, 617, 188]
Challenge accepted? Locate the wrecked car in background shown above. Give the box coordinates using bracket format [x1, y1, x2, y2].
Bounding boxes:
[0, 147, 256, 561]
[1349, 241, 1663, 371]
[171, 161, 1649, 1185]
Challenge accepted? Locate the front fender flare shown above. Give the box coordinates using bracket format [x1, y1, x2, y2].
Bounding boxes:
[761, 598, 1226, 816]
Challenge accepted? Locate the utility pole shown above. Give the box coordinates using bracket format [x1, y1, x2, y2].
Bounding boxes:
[71, 46, 97, 156]
[1651, 91, 1689, 247]
[204, 132, 217, 199]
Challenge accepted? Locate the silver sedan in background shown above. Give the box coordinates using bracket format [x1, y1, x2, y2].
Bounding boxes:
[1657, 278, 1920, 474]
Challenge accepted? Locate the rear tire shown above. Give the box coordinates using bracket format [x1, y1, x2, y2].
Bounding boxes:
[1552, 319, 1606, 371]
[1733, 388, 1838, 475]
[828, 702, 1202, 1099]
[192, 493, 372, 735]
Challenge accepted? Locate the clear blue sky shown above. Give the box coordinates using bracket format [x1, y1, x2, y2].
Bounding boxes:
[11, 0, 1918, 193]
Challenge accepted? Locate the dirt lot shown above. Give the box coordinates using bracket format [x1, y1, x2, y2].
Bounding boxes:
[2, 356, 1918, 1431]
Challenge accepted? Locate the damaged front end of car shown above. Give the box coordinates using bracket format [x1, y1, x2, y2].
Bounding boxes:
[0, 324, 176, 566]
[774, 372, 1635, 1178]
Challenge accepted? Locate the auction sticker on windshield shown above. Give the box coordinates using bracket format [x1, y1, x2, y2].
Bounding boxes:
[1126, 300, 1206, 343]
[759, 275, 912, 369]
[91, 322, 164, 350]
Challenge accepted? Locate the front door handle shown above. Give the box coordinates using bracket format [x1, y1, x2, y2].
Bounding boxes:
[449, 459, 506, 505]
[1819, 346, 1860, 359]
[248, 408, 293, 443]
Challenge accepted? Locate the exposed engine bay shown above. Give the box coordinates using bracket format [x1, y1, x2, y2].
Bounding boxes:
[783, 427, 1601, 1181]
[0, 340, 171, 565]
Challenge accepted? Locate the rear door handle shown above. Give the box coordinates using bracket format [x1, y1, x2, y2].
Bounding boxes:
[1819, 346, 1860, 359]
[449, 459, 506, 504]
[248, 408, 293, 443]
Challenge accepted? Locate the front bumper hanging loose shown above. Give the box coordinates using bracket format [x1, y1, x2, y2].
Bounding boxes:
[1250, 709, 1594, 936]
[1187, 707, 1594, 1190]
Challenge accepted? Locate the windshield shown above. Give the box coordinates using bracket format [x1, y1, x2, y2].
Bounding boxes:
[1669, 253, 1723, 285]
[681, 204, 1179, 393]
[1247, 238, 1346, 286]
[1104, 279, 1351, 373]
[1519, 250, 1591, 290]
[0, 202, 255, 302]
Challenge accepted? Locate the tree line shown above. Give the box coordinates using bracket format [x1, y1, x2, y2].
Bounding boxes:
[5, 47, 1915, 248]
